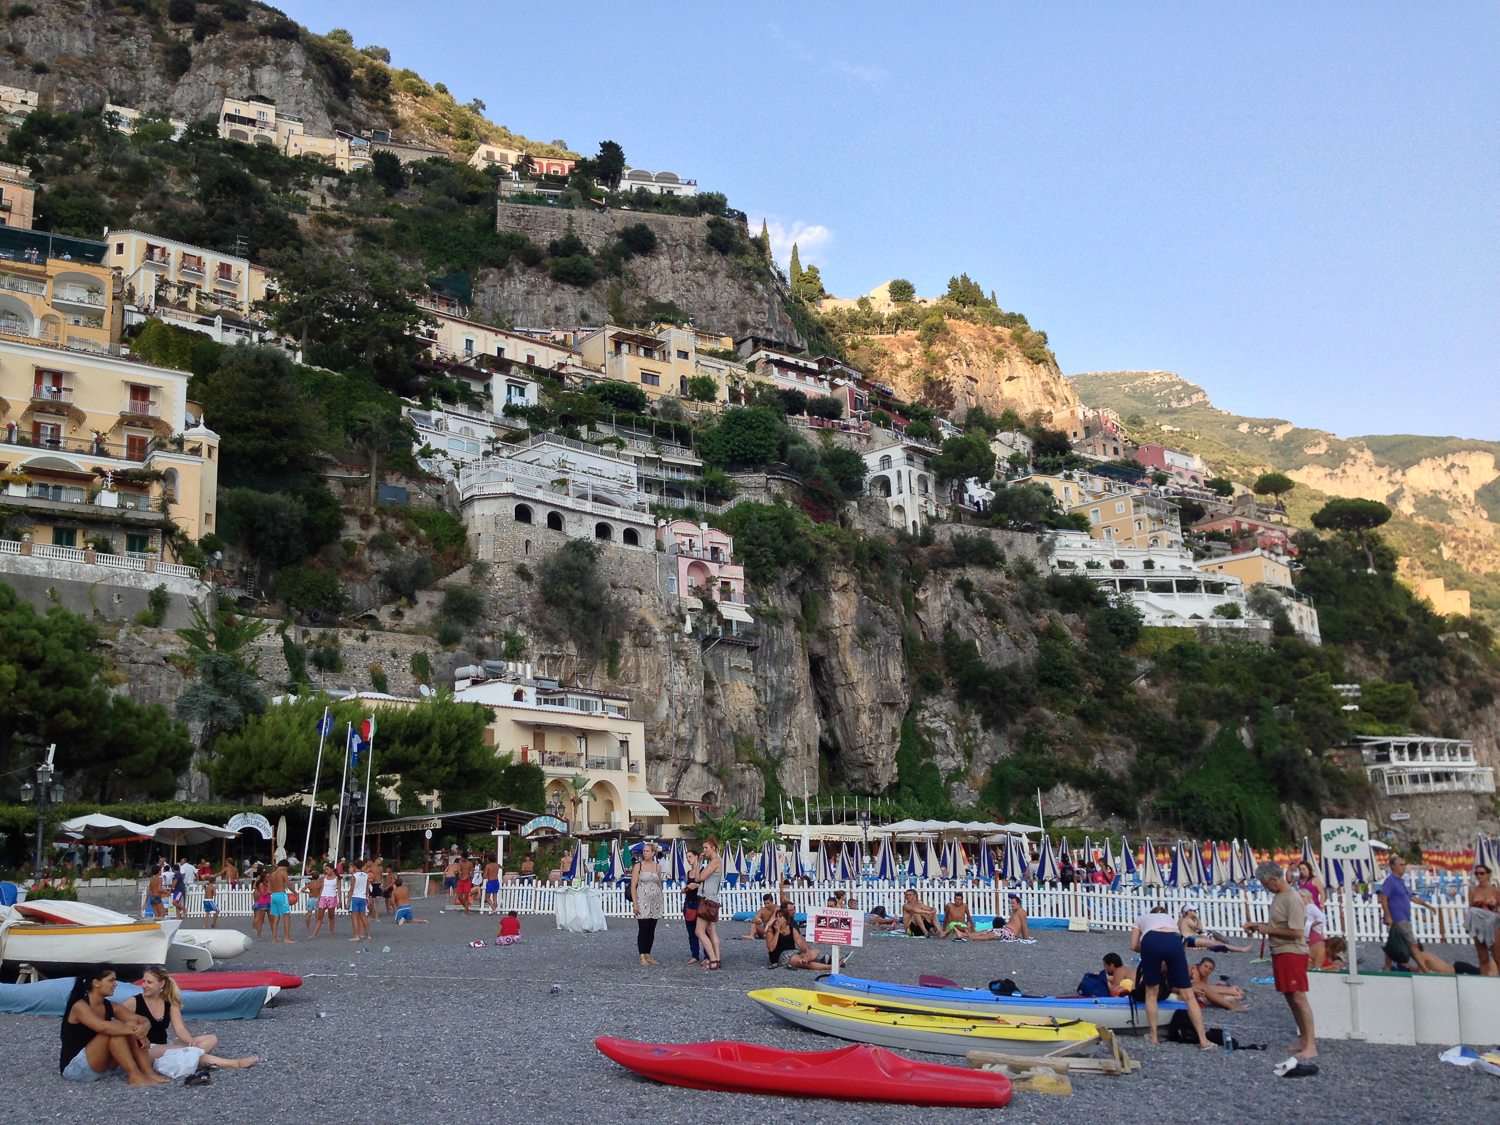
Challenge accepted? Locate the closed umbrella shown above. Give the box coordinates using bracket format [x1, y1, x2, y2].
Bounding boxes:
[607, 839, 626, 882]
[734, 842, 748, 885]
[1035, 836, 1060, 883]
[724, 843, 741, 882]
[759, 840, 779, 885]
[1120, 836, 1139, 879]
[1227, 838, 1249, 883]
[875, 836, 897, 881]
[975, 840, 996, 880]
[1140, 838, 1165, 887]
[1058, 837, 1073, 872]
[905, 842, 923, 880]
[1211, 841, 1230, 886]
[1239, 840, 1258, 880]
[1300, 836, 1317, 872]
[788, 841, 805, 881]
[1081, 836, 1095, 876]
[1168, 841, 1192, 888]
[924, 838, 943, 881]
[838, 845, 858, 882]
[667, 838, 688, 882]
[564, 843, 587, 881]
[814, 843, 833, 883]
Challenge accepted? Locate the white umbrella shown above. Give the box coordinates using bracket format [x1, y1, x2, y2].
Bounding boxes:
[924, 838, 942, 880]
[61, 812, 153, 839]
[723, 843, 741, 881]
[1140, 838, 1165, 887]
[1210, 841, 1231, 886]
[147, 816, 237, 863]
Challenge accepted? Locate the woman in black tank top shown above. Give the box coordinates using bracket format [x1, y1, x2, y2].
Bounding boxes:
[59, 966, 166, 1085]
[136, 967, 261, 1069]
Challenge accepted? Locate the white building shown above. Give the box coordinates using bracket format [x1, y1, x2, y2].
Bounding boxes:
[458, 433, 656, 556]
[1353, 735, 1494, 798]
[618, 168, 698, 197]
[104, 103, 187, 138]
[862, 440, 938, 533]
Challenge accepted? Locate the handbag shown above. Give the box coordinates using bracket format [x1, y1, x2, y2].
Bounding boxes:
[699, 898, 721, 923]
[683, 906, 698, 923]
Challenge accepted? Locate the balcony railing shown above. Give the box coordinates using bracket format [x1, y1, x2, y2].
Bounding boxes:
[0, 273, 46, 296]
[121, 397, 160, 418]
[31, 384, 71, 405]
[0, 538, 200, 579]
[0, 429, 149, 462]
[179, 259, 204, 276]
[53, 288, 104, 308]
[142, 251, 170, 267]
[214, 268, 242, 286]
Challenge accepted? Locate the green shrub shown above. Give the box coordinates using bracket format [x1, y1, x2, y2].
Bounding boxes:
[436, 620, 463, 646]
[276, 566, 347, 615]
[591, 381, 648, 414]
[26, 884, 78, 901]
[369, 662, 388, 693]
[501, 631, 527, 660]
[309, 639, 343, 672]
[440, 584, 485, 625]
[535, 540, 624, 663]
[381, 555, 436, 601]
[135, 584, 170, 627]
[685, 374, 719, 402]
[549, 255, 598, 287]
[948, 533, 1003, 568]
[410, 650, 431, 684]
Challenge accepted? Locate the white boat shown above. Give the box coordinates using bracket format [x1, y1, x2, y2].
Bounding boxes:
[1, 901, 171, 978]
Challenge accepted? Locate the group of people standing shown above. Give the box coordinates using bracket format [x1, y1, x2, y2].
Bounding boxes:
[629, 837, 724, 970]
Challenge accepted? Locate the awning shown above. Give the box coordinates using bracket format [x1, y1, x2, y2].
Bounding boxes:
[717, 602, 754, 624]
[684, 596, 703, 611]
[629, 790, 671, 818]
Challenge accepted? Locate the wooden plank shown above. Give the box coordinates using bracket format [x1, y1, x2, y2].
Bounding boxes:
[1044, 1033, 1101, 1058]
[965, 1049, 1140, 1076]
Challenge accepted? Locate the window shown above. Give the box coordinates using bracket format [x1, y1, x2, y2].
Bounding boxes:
[496, 346, 505, 358]
[464, 338, 474, 355]
[546, 512, 563, 531]
[677, 349, 689, 359]
[467, 442, 480, 453]
[640, 372, 660, 387]
[448, 438, 467, 451]
[126, 534, 149, 554]
[525, 353, 536, 365]
[514, 504, 533, 524]
[1115, 501, 1126, 514]
[668, 574, 678, 593]
[594, 522, 613, 541]
[52, 528, 77, 548]
[126, 434, 149, 460]
[622, 528, 639, 546]
[878, 455, 892, 470]
[1063, 486, 1073, 502]
[1090, 508, 1101, 525]
[1135, 520, 1143, 531]
[114, 242, 124, 255]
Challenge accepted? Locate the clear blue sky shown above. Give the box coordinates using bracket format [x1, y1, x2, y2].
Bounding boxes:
[281, 2, 1497, 440]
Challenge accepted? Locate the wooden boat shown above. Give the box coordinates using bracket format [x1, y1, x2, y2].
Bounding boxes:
[817, 972, 1183, 1030]
[0, 912, 170, 978]
[748, 989, 1098, 1057]
[595, 1037, 1012, 1106]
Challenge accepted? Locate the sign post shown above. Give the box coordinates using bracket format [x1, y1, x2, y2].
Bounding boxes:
[1321, 817, 1370, 1040]
[809, 906, 864, 975]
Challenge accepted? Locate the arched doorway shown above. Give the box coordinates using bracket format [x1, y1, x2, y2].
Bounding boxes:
[546, 512, 563, 531]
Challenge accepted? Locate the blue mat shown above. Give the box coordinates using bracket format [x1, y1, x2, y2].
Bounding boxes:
[0, 977, 270, 1019]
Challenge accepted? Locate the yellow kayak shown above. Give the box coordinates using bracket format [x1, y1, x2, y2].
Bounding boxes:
[748, 988, 1098, 1057]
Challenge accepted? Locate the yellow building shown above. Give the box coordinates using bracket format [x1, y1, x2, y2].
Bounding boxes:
[578, 324, 746, 404]
[0, 336, 219, 555]
[468, 142, 524, 170]
[1197, 548, 1293, 589]
[453, 667, 670, 833]
[108, 231, 275, 317]
[1416, 577, 1471, 618]
[216, 97, 371, 172]
[0, 162, 35, 229]
[0, 228, 118, 354]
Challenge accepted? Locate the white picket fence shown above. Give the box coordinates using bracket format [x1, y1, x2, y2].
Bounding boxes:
[168, 877, 1478, 945]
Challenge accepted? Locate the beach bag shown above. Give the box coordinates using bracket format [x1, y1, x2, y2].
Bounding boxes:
[987, 978, 1022, 996]
[1383, 924, 1413, 966]
[1167, 1010, 1200, 1044]
[1077, 970, 1110, 998]
[699, 898, 720, 923]
[683, 905, 698, 923]
[624, 864, 636, 903]
[154, 1046, 205, 1080]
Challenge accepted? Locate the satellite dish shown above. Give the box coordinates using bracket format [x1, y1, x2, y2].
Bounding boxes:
[419, 684, 434, 697]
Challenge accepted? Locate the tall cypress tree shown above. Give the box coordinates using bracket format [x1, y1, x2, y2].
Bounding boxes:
[789, 242, 802, 288]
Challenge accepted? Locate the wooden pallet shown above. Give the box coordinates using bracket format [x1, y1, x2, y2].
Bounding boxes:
[966, 1027, 1140, 1076]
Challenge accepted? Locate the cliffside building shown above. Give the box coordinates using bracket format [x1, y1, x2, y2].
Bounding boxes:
[109, 230, 275, 319]
[0, 162, 35, 230]
[862, 440, 938, 532]
[0, 228, 118, 355]
[216, 97, 371, 173]
[578, 324, 745, 405]
[1351, 735, 1493, 799]
[1196, 548, 1321, 643]
[1415, 576, 1470, 618]
[1135, 443, 1210, 487]
[619, 168, 697, 197]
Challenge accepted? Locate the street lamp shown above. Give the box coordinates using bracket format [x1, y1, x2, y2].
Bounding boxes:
[347, 777, 366, 862]
[857, 804, 871, 881]
[18, 745, 62, 876]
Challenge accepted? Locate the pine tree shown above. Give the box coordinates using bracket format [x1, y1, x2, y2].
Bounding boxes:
[789, 242, 802, 289]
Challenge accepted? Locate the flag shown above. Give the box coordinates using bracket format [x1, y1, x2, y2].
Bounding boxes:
[361, 716, 377, 743]
[318, 711, 334, 738]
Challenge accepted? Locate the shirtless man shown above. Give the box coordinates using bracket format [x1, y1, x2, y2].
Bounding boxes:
[366, 857, 386, 919]
[1004, 894, 1030, 939]
[1179, 907, 1252, 953]
[902, 889, 939, 937]
[1102, 952, 1134, 996]
[443, 856, 460, 906]
[519, 856, 535, 883]
[740, 894, 778, 940]
[457, 854, 476, 915]
[1190, 957, 1249, 1010]
[219, 859, 239, 888]
[392, 877, 427, 924]
[146, 863, 167, 919]
[942, 892, 997, 940]
[482, 855, 500, 915]
[268, 860, 296, 943]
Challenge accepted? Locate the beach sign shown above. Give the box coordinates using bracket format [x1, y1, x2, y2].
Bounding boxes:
[1320, 818, 1370, 862]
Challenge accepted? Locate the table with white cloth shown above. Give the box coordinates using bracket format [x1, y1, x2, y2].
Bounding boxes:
[554, 888, 608, 932]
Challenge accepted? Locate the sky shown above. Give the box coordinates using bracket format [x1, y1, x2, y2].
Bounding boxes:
[281, 2, 1498, 440]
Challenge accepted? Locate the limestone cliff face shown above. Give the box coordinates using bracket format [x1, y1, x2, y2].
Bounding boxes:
[1289, 447, 1500, 529]
[848, 320, 1079, 421]
[475, 205, 802, 347]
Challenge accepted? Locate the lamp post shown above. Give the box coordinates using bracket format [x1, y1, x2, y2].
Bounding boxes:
[18, 744, 64, 876]
[347, 777, 366, 864]
[857, 803, 871, 882]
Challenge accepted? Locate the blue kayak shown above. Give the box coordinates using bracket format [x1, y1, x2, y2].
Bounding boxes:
[816, 973, 1184, 1030]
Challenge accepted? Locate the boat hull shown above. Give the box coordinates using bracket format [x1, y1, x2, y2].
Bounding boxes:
[1, 922, 171, 979]
[749, 989, 1097, 1057]
[596, 1037, 1012, 1106]
[817, 973, 1182, 1030]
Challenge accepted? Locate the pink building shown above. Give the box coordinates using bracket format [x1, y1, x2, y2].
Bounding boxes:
[1135, 443, 1210, 486]
[657, 519, 745, 604]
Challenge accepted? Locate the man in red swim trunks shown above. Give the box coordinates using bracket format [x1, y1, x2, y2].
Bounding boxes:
[1245, 861, 1317, 1067]
[457, 853, 475, 915]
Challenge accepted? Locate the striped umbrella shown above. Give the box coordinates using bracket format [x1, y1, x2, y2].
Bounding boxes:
[1081, 836, 1095, 876]
[998, 835, 1023, 881]
[938, 839, 955, 879]
[842, 844, 861, 882]
[788, 840, 805, 881]
[1210, 841, 1230, 886]
[1300, 836, 1317, 873]
[924, 838, 943, 881]
[759, 840, 779, 885]
[975, 840, 996, 880]
[1239, 840, 1259, 879]
[875, 836, 897, 881]
[1140, 837, 1165, 887]
[606, 839, 626, 882]
[1058, 837, 1073, 871]
[723, 842, 741, 881]
[565, 843, 588, 881]
[1167, 841, 1192, 887]
[1477, 834, 1498, 873]
[1102, 838, 1118, 876]
[1119, 836, 1138, 879]
[814, 842, 833, 883]
[668, 838, 689, 882]
[1035, 836, 1060, 883]
[905, 842, 923, 879]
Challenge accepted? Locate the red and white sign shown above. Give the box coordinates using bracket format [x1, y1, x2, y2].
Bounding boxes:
[810, 907, 864, 947]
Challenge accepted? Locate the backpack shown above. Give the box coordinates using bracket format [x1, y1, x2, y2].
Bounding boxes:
[623, 863, 637, 903]
[1078, 970, 1111, 998]
[987, 978, 1022, 996]
[1382, 924, 1413, 966]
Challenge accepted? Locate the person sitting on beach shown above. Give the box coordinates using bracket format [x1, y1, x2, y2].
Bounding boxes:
[392, 877, 426, 924]
[1103, 952, 1135, 996]
[1179, 907, 1252, 953]
[59, 965, 168, 1085]
[902, 890, 939, 937]
[1320, 936, 1349, 971]
[134, 967, 259, 1073]
[1189, 957, 1249, 1010]
[765, 905, 833, 971]
[865, 904, 899, 932]
[497, 910, 521, 944]
[740, 894, 778, 940]
[942, 892, 998, 941]
[1004, 894, 1030, 940]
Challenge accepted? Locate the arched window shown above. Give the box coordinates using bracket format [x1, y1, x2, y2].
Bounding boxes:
[546, 512, 563, 531]
[513, 689, 525, 701]
[878, 455, 892, 470]
[514, 504, 533, 524]
[622, 528, 639, 546]
[595, 522, 613, 541]
[523, 539, 531, 555]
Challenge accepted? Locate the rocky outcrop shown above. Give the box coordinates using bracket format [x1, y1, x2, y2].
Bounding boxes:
[475, 205, 802, 346]
[848, 320, 1079, 421]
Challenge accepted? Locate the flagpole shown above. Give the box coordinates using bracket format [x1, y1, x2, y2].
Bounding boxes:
[359, 716, 376, 860]
[332, 723, 353, 868]
[301, 706, 330, 886]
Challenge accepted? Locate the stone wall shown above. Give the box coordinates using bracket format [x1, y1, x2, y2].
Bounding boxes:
[0, 552, 209, 628]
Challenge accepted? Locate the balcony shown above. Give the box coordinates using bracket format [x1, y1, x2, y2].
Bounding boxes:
[120, 397, 160, 419]
[53, 287, 105, 310]
[178, 258, 205, 277]
[31, 384, 72, 406]
[0, 428, 149, 463]
[213, 268, 242, 288]
[142, 250, 170, 268]
[0, 272, 46, 296]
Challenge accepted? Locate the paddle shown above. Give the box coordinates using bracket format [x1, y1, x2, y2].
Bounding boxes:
[919, 975, 961, 989]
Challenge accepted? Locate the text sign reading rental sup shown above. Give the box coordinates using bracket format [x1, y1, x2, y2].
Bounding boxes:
[810, 907, 864, 947]
[1320, 819, 1371, 862]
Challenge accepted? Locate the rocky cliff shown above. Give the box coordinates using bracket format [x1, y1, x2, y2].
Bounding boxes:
[476, 204, 803, 346]
[1073, 369, 1500, 625]
[846, 319, 1080, 421]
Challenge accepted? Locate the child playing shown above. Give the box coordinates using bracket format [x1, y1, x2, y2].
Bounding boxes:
[201, 876, 219, 928]
[496, 910, 521, 945]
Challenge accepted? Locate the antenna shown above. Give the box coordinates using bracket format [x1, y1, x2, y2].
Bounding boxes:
[418, 684, 434, 697]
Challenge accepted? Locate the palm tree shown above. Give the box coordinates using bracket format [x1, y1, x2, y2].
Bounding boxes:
[564, 774, 594, 830]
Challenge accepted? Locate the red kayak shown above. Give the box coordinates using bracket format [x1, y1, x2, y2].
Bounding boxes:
[146, 972, 303, 991]
[595, 1037, 1012, 1107]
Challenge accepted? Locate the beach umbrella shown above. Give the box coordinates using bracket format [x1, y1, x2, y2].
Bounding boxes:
[814, 842, 833, 883]
[1300, 836, 1317, 872]
[998, 836, 1020, 880]
[723, 843, 741, 881]
[924, 838, 943, 881]
[667, 838, 688, 882]
[1167, 841, 1192, 888]
[789, 840, 805, 881]
[564, 843, 587, 881]
[61, 812, 153, 840]
[1081, 835, 1095, 875]
[1035, 836, 1060, 883]
[838, 844, 859, 882]
[1188, 841, 1208, 886]
[1140, 837, 1165, 887]
[759, 839, 779, 885]
[606, 840, 625, 882]
[1240, 840, 1259, 878]
[952, 841, 968, 881]
[975, 840, 996, 880]
[1211, 841, 1230, 886]
[905, 842, 924, 880]
[146, 816, 237, 864]
[1227, 838, 1249, 883]
[875, 836, 897, 881]
[1058, 837, 1073, 871]
[937, 839, 954, 879]
[734, 842, 749, 883]
[1119, 836, 1139, 879]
